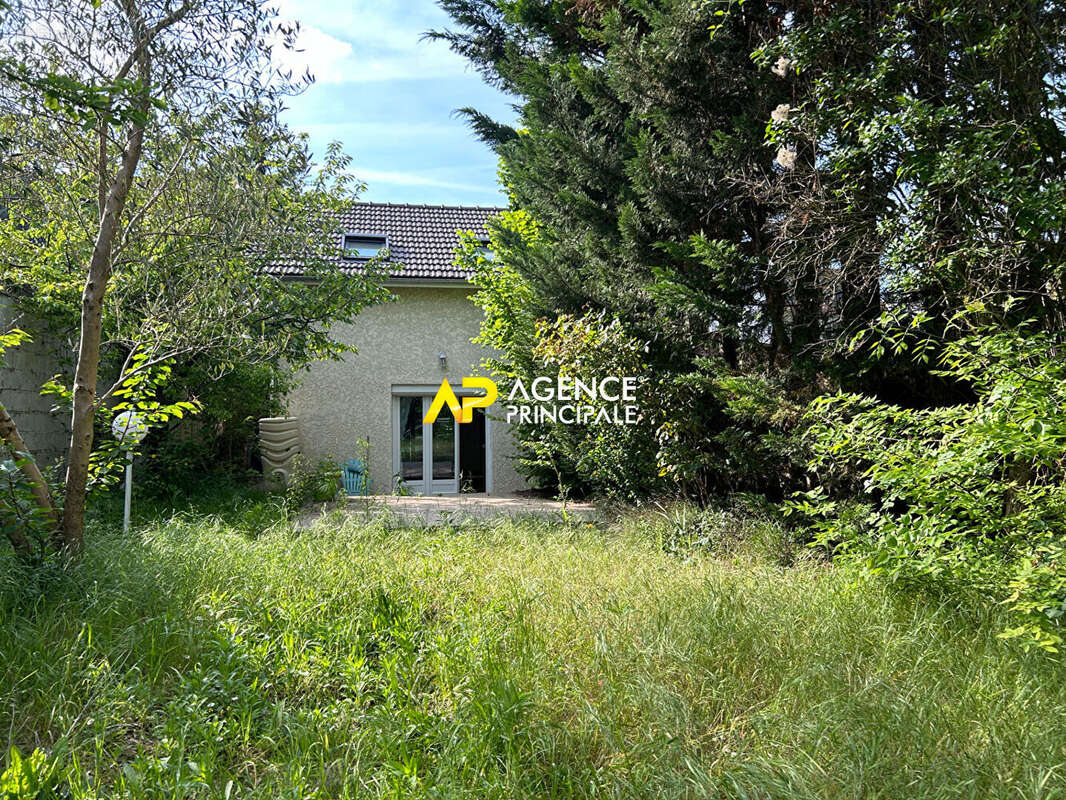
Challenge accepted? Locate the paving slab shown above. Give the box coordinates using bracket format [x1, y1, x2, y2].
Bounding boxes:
[301, 493, 598, 528]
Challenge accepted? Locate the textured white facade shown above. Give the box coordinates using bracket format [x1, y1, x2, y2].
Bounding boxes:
[286, 285, 526, 495]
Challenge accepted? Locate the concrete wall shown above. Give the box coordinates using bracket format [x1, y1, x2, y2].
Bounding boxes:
[0, 296, 70, 466]
[286, 285, 526, 495]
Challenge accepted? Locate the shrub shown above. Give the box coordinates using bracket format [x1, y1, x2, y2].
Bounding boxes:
[134, 362, 288, 499]
[525, 312, 664, 500]
[0, 456, 58, 560]
[618, 500, 804, 566]
[283, 455, 340, 513]
[800, 310, 1066, 651]
[461, 218, 809, 503]
[652, 362, 809, 502]
[136, 436, 220, 502]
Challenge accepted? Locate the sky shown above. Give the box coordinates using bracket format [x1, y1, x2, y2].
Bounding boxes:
[271, 0, 514, 207]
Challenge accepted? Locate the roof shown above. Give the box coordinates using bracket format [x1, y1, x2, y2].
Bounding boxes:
[265, 202, 504, 281]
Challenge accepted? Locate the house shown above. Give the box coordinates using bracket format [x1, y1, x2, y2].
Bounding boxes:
[271, 202, 526, 495]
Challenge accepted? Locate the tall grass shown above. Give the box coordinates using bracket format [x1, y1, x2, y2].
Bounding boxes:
[1, 507, 1065, 798]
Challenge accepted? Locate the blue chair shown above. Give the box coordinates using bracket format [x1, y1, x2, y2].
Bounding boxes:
[341, 459, 368, 495]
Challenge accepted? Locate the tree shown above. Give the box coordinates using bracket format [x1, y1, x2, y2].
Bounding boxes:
[435, 0, 817, 497]
[435, 0, 781, 361]
[762, 0, 1066, 359]
[438, 0, 1066, 499]
[0, 0, 387, 553]
[766, 1, 1066, 651]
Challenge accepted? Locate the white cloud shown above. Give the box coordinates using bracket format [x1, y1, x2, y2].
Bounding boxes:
[296, 122, 457, 138]
[352, 168, 499, 194]
[272, 24, 353, 84]
[269, 0, 472, 84]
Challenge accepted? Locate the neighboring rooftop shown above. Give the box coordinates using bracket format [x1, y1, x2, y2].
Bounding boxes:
[266, 202, 504, 281]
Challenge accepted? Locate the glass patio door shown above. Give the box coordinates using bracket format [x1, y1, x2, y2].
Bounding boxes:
[394, 394, 458, 494]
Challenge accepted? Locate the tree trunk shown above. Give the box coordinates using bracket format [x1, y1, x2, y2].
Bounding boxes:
[58, 122, 146, 552]
[0, 403, 59, 520]
[764, 279, 790, 367]
[0, 403, 58, 555]
[0, 509, 32, 558]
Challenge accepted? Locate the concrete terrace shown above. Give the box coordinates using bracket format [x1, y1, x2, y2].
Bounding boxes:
[301, 493, 599, 528]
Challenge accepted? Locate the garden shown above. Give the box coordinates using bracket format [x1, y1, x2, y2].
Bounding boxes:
[3, 491, 1066, 798]
[4, 0, 1066, 796]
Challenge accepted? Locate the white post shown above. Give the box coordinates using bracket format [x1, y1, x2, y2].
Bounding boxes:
[123, 449, 133, 534]
[111, 411, 145, 535]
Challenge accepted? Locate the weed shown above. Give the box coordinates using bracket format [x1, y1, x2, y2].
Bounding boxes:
[1, 507, 1064, 798]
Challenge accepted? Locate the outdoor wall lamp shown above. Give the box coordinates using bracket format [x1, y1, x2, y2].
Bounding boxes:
[439, 351, 447, 370]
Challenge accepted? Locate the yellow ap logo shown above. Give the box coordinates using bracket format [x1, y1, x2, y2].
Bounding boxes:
[423, 377, 498, 424]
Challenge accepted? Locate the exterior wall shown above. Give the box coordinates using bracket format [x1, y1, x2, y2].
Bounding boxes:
[0, 295, 71, 466]
[286, 285, 526, 495]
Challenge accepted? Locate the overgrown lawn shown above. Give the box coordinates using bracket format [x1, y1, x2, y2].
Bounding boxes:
[2, 508, 1065, 798]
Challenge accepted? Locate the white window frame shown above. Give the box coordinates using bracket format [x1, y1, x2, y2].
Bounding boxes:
[391, 385, 493, 495]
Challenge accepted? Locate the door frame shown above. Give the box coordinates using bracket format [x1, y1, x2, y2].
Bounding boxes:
[391, 384, 493, 495]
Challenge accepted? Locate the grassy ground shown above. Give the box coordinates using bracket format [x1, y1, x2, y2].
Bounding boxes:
[2, 502, 1065, 798]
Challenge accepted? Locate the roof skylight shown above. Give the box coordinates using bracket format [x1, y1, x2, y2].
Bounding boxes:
[343, 234, 387, 260]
